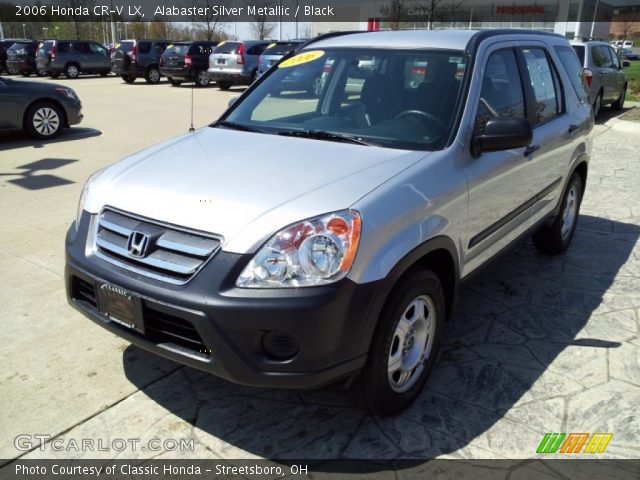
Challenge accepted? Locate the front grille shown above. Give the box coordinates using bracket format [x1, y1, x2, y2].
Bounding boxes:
[71, 277, 98, 308]
[145, 307, 209, 355]
[94, 208, 221, 284]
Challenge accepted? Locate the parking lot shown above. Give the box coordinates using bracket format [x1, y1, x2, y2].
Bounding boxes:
[1, 74, 639, 464]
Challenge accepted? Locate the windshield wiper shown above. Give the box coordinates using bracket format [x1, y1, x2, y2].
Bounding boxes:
[276, 129, 373, 146]
[214, 121, 265, 133]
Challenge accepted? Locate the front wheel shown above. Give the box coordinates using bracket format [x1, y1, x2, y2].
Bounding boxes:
[50, 72, 60, 78]
[218, 80, 232, 90]
[532, 172, 583, 255]
[25, 101, 64, 139]
[121, 74, 135, 84]
[168, 77, 182, 87]
[352, 269, 444, 416]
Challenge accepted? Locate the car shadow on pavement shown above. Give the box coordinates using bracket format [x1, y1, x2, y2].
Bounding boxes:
[595, 105, 635, 124]
[123, 214, 639, 464]
[0, 128, 101, 150]
[0, 158, 78, 190]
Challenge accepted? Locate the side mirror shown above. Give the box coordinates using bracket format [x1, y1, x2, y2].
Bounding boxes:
[472, 118, 532, 156]
[622, 61, 631, 68]
[228, 96, 239, 107]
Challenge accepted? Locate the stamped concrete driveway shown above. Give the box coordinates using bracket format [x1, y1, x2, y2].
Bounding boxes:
[1, 76, 639, 463]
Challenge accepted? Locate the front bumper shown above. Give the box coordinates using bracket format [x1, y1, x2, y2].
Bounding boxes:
[65, 212, 378, 389]
[64, 100, 83, 126]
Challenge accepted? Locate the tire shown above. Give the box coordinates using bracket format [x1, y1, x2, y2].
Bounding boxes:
[36, 70, 47, 77]
[100, 71, 109, 77]
[195, 70, 210, 87]
[50, 72, 60, 79]
[145, 67, 161, 84]
[7, 65, 19, 75]
[25, 101, 64, 139]
[121, 74, 136, 84]
[218, 80, 232, 90]
[532, 172, 583, 255]
[352, 269, 445, 416]
[65, 63, 80, 79]
[168, 77, 182, 87]
[593, 91, 603, 118]
[21, 71, 31, 77]
[611, 85, 626, 111]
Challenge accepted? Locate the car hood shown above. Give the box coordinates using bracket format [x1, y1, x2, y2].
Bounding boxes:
[85, 127, 428, 253]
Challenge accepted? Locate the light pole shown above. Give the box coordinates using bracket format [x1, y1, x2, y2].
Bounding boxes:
[42, 27, 48, 38]
[590, 0, 600, 38]
[22, 23, 26, 38]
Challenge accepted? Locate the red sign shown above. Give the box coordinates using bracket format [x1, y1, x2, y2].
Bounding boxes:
[496, 5, 545, 15]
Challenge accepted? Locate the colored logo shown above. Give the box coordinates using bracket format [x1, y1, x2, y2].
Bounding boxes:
[537, 432, 613, 454]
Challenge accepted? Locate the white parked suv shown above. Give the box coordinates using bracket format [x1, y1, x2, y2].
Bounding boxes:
[66, 29, 593, 415]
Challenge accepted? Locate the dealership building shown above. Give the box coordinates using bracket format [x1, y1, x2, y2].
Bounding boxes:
[312, 0, 640, 40]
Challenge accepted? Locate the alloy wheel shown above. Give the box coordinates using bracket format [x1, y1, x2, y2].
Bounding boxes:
[388, 295, 436, 393]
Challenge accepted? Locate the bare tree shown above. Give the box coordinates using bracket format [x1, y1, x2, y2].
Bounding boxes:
[61, 0, 96, 39]
[249, 0, 276, 40]
[189, 0, 229, 40]
[149, 17, 177, 39]
[617, 9, 640, 40]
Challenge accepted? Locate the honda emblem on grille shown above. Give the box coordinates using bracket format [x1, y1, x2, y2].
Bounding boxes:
[127, 231, 149, 258]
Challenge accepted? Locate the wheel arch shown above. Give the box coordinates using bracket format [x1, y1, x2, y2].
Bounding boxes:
[357, 235, 460, 355]
[22, 97, 69, 130]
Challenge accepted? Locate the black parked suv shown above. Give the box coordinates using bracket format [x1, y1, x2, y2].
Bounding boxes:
[1, 38, 29, 74]
[6, 40, 43, 76]
[112, 39, 169, 84]
[36, 40, 111, 78]
[160, 41, 217, 87]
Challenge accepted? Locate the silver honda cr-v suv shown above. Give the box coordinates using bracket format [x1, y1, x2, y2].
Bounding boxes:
[66, 29, 593, 415]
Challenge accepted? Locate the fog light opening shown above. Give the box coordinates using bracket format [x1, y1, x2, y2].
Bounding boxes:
[261, 331, 300, 361]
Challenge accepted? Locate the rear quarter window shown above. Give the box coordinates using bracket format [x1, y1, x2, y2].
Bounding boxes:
[571, 45, 585, 66]
[554, 45, 588, 103]
[247, 44, 267, 56]
[265, 43, 298, 55]
[58, 42, 71, 53]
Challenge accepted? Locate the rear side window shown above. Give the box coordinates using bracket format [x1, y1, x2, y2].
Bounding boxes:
[572, 45, 585, 66]
[592, 46, 612, 68]
[214, 42, 240, 54]
[154, 42, 168, 54]
[73, 42, 91, 54]
[247, 44, 267, 56]
[476, 49, 526, 134]
[138, 42, 151, 54]
[522, 48, 563, 124]
[58, 42, 71, 53]
[606, 46, 621, 68]
[554, 45, 588, 103]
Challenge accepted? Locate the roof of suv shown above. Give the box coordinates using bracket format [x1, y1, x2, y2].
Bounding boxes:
[309, 29, 564, 51]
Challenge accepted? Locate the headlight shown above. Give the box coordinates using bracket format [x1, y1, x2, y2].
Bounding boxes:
[237, 210, 361, 288]
[76, 169, 105, 228]
[55, 87, 78, 99]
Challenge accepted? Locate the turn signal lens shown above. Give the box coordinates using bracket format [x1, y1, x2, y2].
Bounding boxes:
[236, 210, 361, 288]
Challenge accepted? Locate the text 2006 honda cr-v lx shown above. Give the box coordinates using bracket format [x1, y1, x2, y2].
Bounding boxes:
[66, 30, 593, 415]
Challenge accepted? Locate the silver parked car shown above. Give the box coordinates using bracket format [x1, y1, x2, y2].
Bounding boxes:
[66, 29, 593, 415]
[571, 39, 629, 117]
[207, 40, 270, 90]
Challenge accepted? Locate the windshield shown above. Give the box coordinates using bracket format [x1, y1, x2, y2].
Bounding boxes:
[221, 48, 467, 150]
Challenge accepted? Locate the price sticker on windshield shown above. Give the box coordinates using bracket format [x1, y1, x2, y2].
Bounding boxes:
[279, 50, 324, 68]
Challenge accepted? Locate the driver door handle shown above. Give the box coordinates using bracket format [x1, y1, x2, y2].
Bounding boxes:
[524, 145, 540, 157]
[568, 124, 579, 133]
